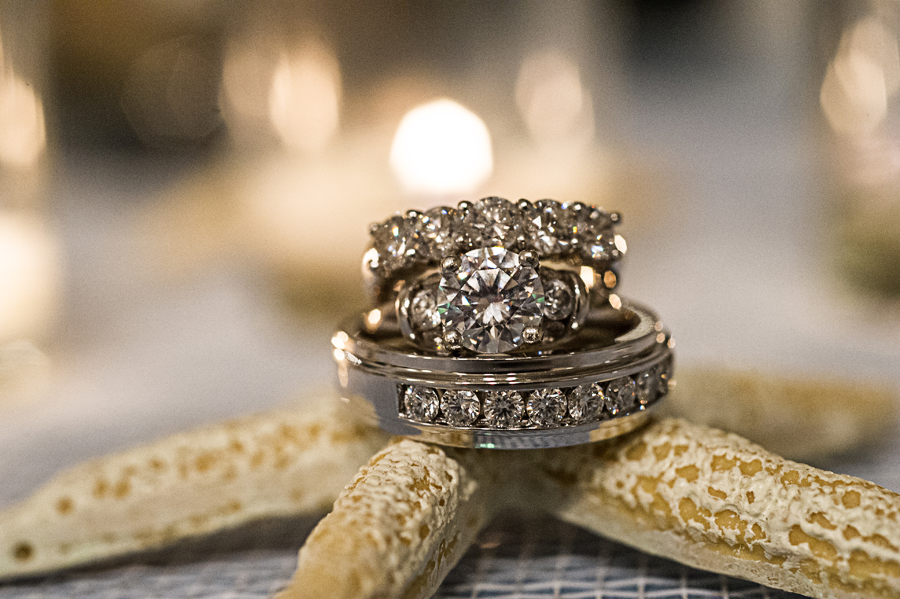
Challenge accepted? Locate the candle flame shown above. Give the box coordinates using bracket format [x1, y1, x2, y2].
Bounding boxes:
[0, 213, 57, 341]
[515, 49, 593, 145]
[390, 98, 493, 198]
[821, 16, 900, 137]
[269, 41, 341, 153]
[0, 28, 45, 168]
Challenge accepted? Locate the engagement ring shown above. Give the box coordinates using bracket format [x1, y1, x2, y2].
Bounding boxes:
[364, 197, 625, 355]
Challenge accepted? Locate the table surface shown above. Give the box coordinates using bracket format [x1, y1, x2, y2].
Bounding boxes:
[2, 13, 900, 598]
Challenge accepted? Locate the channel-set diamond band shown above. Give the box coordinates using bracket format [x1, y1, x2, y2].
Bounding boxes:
[332, 300, 674, 449]
[364, 197, 625, 355]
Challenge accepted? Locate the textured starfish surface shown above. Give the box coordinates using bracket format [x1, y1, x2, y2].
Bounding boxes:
[0, 368, 896, 598]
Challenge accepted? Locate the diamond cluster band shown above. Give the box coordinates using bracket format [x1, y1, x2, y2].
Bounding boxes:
[333, 301, 674, 449]
[364, 196, 624, 304]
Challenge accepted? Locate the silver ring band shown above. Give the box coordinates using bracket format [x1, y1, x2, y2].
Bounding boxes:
[332, 300, 674, 449]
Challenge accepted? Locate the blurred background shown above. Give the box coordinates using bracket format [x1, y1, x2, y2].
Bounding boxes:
[1, 0, 900, 594]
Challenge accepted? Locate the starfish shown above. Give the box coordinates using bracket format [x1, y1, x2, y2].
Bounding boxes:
[0, 368, 896, 598]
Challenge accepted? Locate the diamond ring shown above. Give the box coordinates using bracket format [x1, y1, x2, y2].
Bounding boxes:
[364, 197, 625, 355]
[332, 300, 674, 449]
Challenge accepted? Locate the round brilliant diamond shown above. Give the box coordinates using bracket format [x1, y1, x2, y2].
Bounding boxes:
[635, 370, 658, 406]
[482, 390, 524, 428]
[469, 197, 522, 247]
[568, 383, 604, 422]
[543, 278, 574, 320]
[605, 377, 636, 415]
[403, 386, 439, 421]
[409, 287, 440, 331]
[440, 390, 480, 426]
[438, 247, 544, 354]
[526, 388, 565, 426]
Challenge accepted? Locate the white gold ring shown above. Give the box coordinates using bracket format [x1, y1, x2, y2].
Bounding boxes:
[364, 197, 625, 355]
[332, 301, 674, 449]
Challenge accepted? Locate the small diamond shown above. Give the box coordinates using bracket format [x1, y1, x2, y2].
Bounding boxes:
[483, 390, 524, 428]
[657, 358, 674, 395]
[409, 287, 440, 331]
[635, 370, 658, 406]
[572, 204, 612, 240]
[605, 377, 636, 415]
[440, 390, 480, 426]
[438, 247, 545, 354]
[469, 197, 522, 247]
[526, 388, 565, 426]
[543, 278, 574, 320]
[403, 386, 439, 421]
[583, 233, 617, 264]
[526, 199, 574, 254]
[568, 383, 604, 422]
[421, 206, 459, 259]
[373, 215, 420, 272]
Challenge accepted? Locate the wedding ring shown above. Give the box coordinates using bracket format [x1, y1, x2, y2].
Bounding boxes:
[363, 197, 625, 355]
[332, 300, 674, 449]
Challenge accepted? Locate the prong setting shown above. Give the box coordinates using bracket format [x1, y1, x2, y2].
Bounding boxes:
[442, 329, 462, 350]
[523, 326, 542, 344]
[519, 250, 539, 268]
[441, 255, 461, 274]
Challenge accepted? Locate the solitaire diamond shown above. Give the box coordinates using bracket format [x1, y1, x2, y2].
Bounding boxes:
[440, 390, 481, 426]
[568, 383, 604, 422]
[526, 388, 565, 426]
[403, 386, 439, 421]
[483, 390, 524, 428]
[438, 247, 544, 354]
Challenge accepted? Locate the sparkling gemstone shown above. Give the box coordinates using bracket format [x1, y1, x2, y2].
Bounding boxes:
[421, 206, 459, 259]
[483, 390, 524, 428]
[584, 233, 618, 264]
[543, 278, 574, 320]
[657, 358, 674, 395]
[403, 386, 439, 421]
[440, 390, 480, 426]
[373, 215, 420, 271]
[526, 199, 574, 254]
[605, 377, 636, 415]
[572, 204, 612, 240]
[438, 247, 544, 354]
[568, 383, 605, 422]
[635, 370, 658, 406]
[469, 197, 522, 247]
[409, 287, 440, 331]
[526, 388, 566, 426]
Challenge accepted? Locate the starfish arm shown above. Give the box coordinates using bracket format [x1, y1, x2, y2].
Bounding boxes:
[528, 417, 900, 599]
[275, 439, 502, 599]
[0, 397, 389, 580]
[666, 367, 898, 461]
